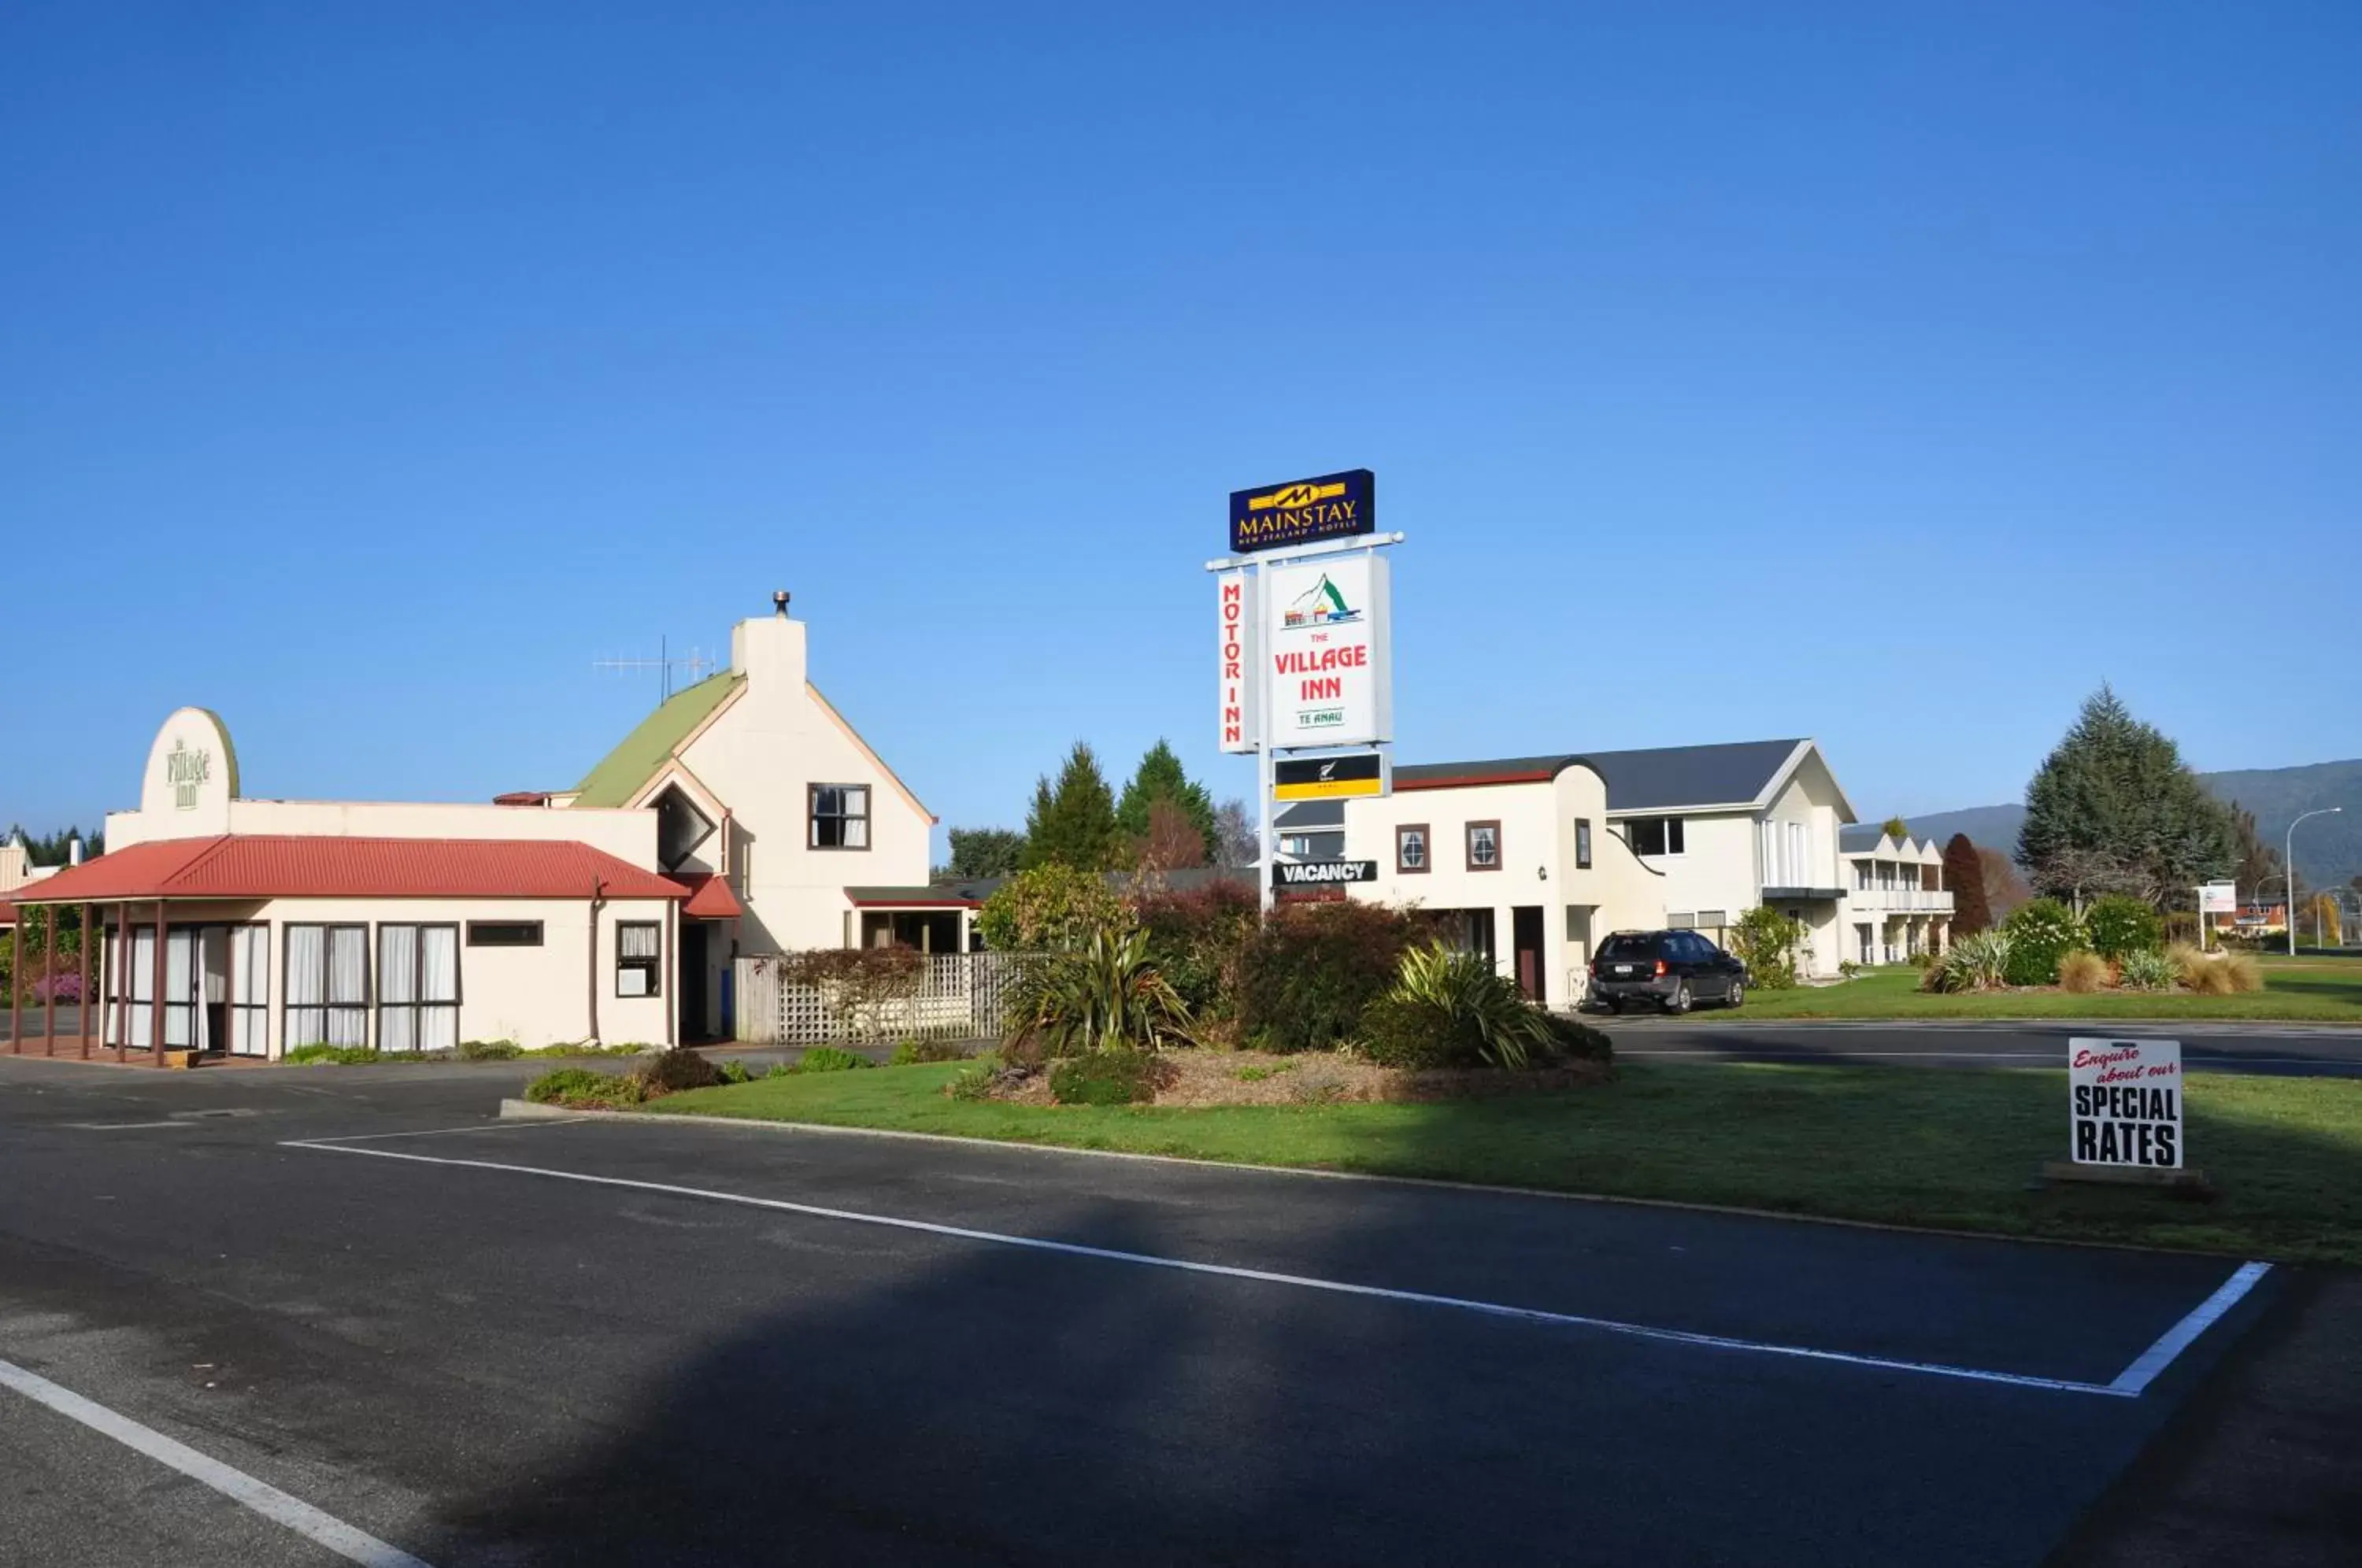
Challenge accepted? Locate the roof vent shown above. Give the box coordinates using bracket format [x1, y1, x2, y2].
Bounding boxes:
[772, 590, 790, 618]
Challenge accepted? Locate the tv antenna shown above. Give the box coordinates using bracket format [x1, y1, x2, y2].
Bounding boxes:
[593, 635, 715, 704]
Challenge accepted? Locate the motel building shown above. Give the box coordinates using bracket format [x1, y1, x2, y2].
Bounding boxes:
[5, 598, 936, 1063]
[1336, 739, 1872, 1008]
[1836, 825, 1956, 964]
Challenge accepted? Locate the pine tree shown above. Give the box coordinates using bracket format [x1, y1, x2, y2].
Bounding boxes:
[1942, 834, 1991, 935]
[943, 827, 1025, 879]
[1020, 743, 1121, 870]
[1114, 740, 1217, 866]
[2018, 686, 2235, 905]
[1881, 816, 1909, 841]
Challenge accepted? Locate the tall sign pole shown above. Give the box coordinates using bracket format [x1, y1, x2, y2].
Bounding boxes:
[1207, 469, 1401, 914]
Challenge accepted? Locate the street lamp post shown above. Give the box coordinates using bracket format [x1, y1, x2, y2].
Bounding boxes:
[2286, 807, 2345, 956]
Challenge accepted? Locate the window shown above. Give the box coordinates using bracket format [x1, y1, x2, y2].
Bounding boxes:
[1854, 860, 1872, 890]
[1628, 816, 1685, 857]
[1575, 819, 1593, 870]
[377, 924, 460, 1053]
[285, 924, 369, 1049]
[616, 920, 661, 997]
[1396, 823, 1430, 874]
[1697, 909, 1728, 933]
[809, 785, 870, 850]
[1466, 820, 1501, 871]
[467, 921, 544, 948]
[1668, 912, 1695, 930]
[230, 925, 268, 1056]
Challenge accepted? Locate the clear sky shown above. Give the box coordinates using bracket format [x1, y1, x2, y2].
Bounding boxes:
[4, 2, 2356, 855]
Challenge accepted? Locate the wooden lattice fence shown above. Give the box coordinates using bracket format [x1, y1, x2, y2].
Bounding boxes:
[734, 950, 1032, 1045]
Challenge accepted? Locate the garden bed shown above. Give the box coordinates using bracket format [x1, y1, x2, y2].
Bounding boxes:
[964, 1048, 1613, 1108]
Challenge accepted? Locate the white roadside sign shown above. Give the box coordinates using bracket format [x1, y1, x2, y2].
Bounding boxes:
[2198, 882, 2237, 915]
[1261, 552, 1392, 748]
[2068, 1037, 2183, 1170]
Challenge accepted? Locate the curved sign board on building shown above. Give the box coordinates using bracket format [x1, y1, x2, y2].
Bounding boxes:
[139, 707, 241, 836]
[1263, 553, 1391, 748]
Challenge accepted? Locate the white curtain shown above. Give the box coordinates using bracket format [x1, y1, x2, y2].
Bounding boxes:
[231, 926, 269, 1055]
[420, 926, 458, 1051]
[378, 924, 417, 1052]
[165, 930, 194, 1048]
[327, 926, 368, 1048]
[286, 924, 325, 1048]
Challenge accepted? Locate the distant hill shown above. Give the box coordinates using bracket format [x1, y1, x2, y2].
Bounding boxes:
[1893, 759, 2362, 890]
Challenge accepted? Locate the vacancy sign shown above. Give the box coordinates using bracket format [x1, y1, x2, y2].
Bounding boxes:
[1216, 569, 1260, 754]
[2069, 1037, 2183, 1169]
[1263, 553, 1392, 747]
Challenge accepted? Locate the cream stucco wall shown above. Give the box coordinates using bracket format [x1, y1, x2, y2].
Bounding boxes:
[94, 896, 675, 1056]
[1342, 765, 1666, 1008]
[674, 615, 933, 952]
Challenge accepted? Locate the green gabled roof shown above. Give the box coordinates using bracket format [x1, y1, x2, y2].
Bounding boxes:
[572, 671, 744, 808]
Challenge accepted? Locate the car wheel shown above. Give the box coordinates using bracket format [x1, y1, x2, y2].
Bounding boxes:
[1725, 980, 1745, 1009]
[1664, 982, 1691, 1015]
[1606, 1000, 1624, 1015]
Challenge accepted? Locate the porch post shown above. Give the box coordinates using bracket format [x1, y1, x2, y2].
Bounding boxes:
[79, 903, 93, 1058]
[150, 900, 166, 1066]
[6, 906, 19, 1055]
[665, 900, 677, 1048]
[42, 904, 57, 1056]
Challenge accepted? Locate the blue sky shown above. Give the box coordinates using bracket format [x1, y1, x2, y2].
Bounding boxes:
[5, 2, 2356, 855]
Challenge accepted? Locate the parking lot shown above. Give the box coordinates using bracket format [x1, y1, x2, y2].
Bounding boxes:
[0, 1056, 2282, 1566]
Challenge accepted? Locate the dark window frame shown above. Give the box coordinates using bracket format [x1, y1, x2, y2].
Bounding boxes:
[616, 919, 663, 999]
[1628, 815, 1686, 857]
[465, 920, 545, 948]
[1575, 819, 1593, 871]
[1466, 819, 1502, 872]
[374, 922, 462, 1054]
[1396, 823, 1431, 875]
[809, 783, 872, 852]
[283, 922, 372, 1051]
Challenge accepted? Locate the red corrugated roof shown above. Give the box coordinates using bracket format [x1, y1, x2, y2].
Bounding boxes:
[669, 871, 746, 919]
[7, 836, 684, 904]
[0, 897, 17, 926]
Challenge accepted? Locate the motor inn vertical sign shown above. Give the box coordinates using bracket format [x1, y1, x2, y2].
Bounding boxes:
[1216, 569, 1260, 754]
[2068, 1037, 2184, 1169]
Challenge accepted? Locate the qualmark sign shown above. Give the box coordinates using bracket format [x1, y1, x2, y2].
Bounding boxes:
[2069, 1037, 2183, 1169]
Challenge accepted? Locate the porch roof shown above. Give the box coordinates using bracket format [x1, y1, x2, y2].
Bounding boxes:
[670, 871, 746, 919]
[6, 835, 687, 905]
[847, 884, 987, 909]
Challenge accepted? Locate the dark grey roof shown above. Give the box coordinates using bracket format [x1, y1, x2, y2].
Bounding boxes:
[1838, 824, 1891, 852]
[1274, 801, 1344, 830]
[1395, 739, 1810, 814]
[1584, 740, 1807, 812]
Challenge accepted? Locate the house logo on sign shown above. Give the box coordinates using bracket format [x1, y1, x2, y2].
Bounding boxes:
[166, 738, 212, 810]
[1283, 574, 1362, 629]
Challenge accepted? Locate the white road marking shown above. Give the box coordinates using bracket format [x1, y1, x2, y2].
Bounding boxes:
[2109, 1260, 2274, 1394]
[284, 1138, 2262, 1400]
[0, 1355, 434, 1568]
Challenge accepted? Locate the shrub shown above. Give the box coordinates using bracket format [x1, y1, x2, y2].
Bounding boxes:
[457, 1038, 524, 1060]
[765, 1060, 795, 1079]
[2001, 900, 2085, 986]
[284, 1043, 384, 1065]
[1127, 880, 1258, 1019]
[1837, 960, 1864, 981]
[794, 1046, 872, 1073]
[1728, 907, 1805, 989]
[1235, 1061, 1292, 1082]
[1386, 943, 1551, 1069]
[1048, 1049, 1164, 1105]
[975, 864, 1127, 952]
[1238, 900, 1419, 1052]
[1543, 1013, 1615, 1063]
[2117, 949, 2177, 991]
[524, 1067, 644, 1106]
[1925, 930, 2011, 993]
[1353, 995, 1462, 1070]
[1004, 926, 1194, 1060]
[1909, 947, 1939, 971]
[2084, 896, 2164, 960]
[635, 1048, 724, 1095]
[715, 1059, 753, 1084]
[2219, 952, 2264, 994]
[888, 1037, 972, 1065]
[2057, 950, 2111, 993]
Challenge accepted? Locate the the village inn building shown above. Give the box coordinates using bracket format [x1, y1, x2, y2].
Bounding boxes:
[6, 598, 933, 1060]
[1330, 738, 1944, 1008]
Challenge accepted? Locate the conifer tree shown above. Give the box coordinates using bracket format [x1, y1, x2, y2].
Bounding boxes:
[1020, 743, 1121, 870]
[1115, 739, 1218, 866]
[1942, 833, 1991, 935]
[2018, 686, 2235, 904]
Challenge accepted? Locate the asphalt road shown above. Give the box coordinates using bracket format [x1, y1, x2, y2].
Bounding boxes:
[0, 1055, 2291, 1566]
[1597, 1014, 2362, 1075]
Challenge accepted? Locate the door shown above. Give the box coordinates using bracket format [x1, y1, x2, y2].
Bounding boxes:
[1512, 907, 1546, 1002]
[679, 922, 709, 1041]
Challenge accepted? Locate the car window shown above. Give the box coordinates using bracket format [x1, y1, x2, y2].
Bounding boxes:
[1598, 934, 1657, 960]
[1676, 934, 1709, 960]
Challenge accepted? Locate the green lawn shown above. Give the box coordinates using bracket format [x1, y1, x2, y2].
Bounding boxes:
[1727, 954, 2362, 1022]
[646, 1058, 2362, 1265]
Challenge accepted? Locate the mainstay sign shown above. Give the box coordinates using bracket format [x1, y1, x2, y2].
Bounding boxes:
[1263, 553, 1392, 747]
[2068, 1037, 2183, 1169]
[1228, 469, 1375, 554]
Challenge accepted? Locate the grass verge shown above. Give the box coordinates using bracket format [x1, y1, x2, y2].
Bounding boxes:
[644, 1058, 2362, 1265]
[1725, 957, 2362, 1023]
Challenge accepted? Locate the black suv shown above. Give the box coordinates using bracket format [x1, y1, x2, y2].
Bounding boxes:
[1588, 930, 1748, 1013]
